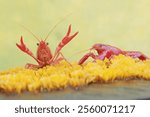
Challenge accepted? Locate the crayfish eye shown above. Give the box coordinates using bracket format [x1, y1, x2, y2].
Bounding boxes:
[46, 42, 49, 45]
[37, 43, 39, 46]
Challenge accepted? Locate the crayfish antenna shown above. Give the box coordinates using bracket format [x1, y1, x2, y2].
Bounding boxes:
[67, 48, 92, 60]
[44, 13, 73, 41]
[18, 23, 40, 42]
[75, 48, 91, 54]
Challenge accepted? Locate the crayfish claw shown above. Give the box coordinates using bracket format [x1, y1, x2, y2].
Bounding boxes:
[66, 24, 71, 36]
[20, 36, 25, 45]
[16, 36, 26, 51]
[70, 31, 79, 39]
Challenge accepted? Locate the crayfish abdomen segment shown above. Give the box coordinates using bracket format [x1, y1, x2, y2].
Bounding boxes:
[124, 51, 149, 60]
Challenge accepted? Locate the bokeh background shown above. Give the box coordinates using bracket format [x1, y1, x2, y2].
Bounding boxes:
[0, 0, 150, 70]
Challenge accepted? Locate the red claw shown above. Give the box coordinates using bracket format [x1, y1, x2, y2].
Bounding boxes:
[16, 36, 42, 65]
[66, 24, 71, 36]
[55, 25, 79, 53]
[16, 36, 26, 52]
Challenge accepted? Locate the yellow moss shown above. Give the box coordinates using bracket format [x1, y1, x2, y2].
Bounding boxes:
[0, 55, 150, 93]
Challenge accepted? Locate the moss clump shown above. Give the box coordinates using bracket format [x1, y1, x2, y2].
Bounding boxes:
[0, 55, 150, 93]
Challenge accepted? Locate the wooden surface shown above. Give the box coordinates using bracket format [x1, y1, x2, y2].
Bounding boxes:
[0, 80, 150, 100]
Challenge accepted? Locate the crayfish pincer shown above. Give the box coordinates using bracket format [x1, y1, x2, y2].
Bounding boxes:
[78, 43, 149, 64]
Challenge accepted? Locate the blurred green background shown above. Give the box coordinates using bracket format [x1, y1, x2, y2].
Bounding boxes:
[0, 0, 150, 70]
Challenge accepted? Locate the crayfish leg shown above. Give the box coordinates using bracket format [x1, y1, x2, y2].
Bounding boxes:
[25, 63, 42, 69]
[78, 52, 97, 65]
[53, 52, 72, 66]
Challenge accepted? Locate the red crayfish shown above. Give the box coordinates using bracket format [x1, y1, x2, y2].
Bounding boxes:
[16, 24, 78, 69]
[79, 43, 149, 64]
